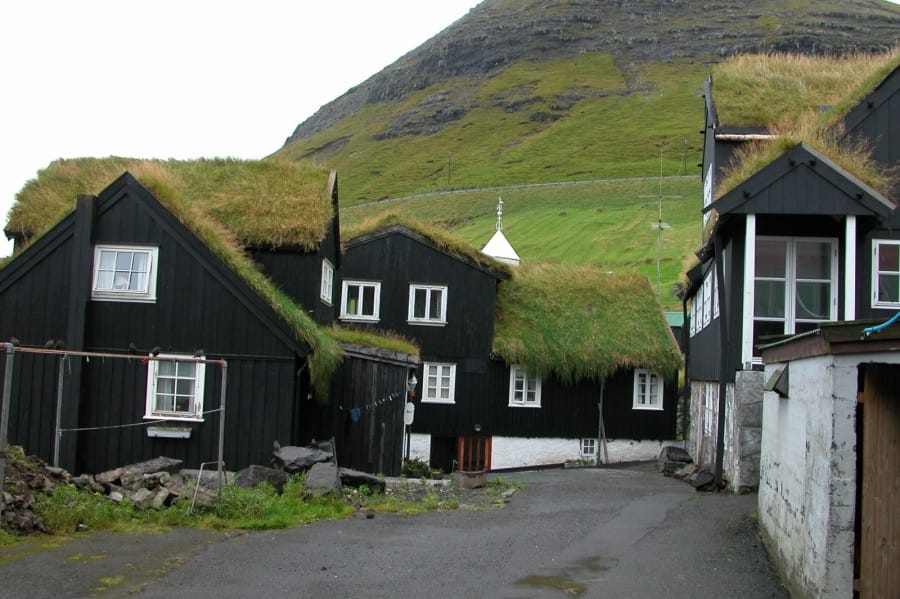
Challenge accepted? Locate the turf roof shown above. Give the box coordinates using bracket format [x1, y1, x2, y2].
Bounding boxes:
[7, 157, 334, 249]
[493, 262, 682, 383]
[4, 157, 419, 393]
[342, 212, 514, 279]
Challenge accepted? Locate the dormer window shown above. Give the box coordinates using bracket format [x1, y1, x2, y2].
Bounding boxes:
[92, 245, 158, 303]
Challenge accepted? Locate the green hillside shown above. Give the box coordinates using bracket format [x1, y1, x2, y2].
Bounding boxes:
[342, 176, 702, 309]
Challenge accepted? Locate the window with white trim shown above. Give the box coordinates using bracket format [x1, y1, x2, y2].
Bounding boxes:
[753, 237, 837, 354]
[320, 259, 334, 305]
[408, 284, 448, 325]
[872, 239, 900, 308]
[340, 280, 381, 321]
[581, 438, 597, 457]
[508, 366, 541, 407]
[633, 369, 663, 410]
[422, 362, 456, 404]
[145, 355, 205, 421]
[92, 245, 158, 302]
[702, 272, 712, 327]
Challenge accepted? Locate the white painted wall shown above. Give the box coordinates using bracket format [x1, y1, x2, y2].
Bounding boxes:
[759, 355, 861, 598]
[407, 434, 672, 471]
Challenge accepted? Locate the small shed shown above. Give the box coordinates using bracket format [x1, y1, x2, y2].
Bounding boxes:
[759, 321, 900, 599]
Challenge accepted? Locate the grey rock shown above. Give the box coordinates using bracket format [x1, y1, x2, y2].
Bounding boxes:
[689, 469, 716, 492]
[129, 487, 154, 510]
[150, 487, 171, 510]
[657, 445, 693, 476]
[338, 468, 385, 494]
[95, 467, 124, 485]
[304, 462, 341, 497]
[272, 445, 332, 474]
[235, 465, 289, 494]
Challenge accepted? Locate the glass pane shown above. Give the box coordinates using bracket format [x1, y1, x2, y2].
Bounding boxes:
[155, 393, 174, 412]
[156, 377, 175, 395]
[96, 271, 113, 290]
[362, 286, 375, 315]
[754, 281, 785, 318]
[753, 319, 786, 353]
[115, 251, 133, 271]
[129, 273, 145, 291]
[176, 379, 194, 396]
[795, 241, 831, 279]
[756, 240, 786, 277]
[346, 286, 360, 315]
[878, 274, 900, 303]
[430, 289, 443, 319]
[176, 362, 196, 377]
[132, 252, 148, 273]
[174, 395, 191, 412]
[879, 243, 900, 272]
[158, 361, 176, 376]
[413, 288, 427, 318]
[113, 272, 131, 290]
[795, 281, 830, 320]
[98, 250, 116, 269]
[440, 388, 449, 399]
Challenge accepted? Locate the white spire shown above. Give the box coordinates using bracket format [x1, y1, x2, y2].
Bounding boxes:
[482, 196, 520, 266]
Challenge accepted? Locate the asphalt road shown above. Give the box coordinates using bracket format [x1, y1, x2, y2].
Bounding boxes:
[0, 465, 787, 598]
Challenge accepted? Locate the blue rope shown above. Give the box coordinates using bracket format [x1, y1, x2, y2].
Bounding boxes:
[862, 311, 900, 337]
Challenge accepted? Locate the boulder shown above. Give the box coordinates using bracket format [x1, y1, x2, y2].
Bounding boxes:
[272, 445, 332, 474]
[688, 468, 716, 492]
[150, 487, 172, 510]
[338, 468, 385, 494]
[235, 465, 289, 494]
[304, 462, 342, 497]
[129, 487, 154, 510]
[657, 445, 693, 476]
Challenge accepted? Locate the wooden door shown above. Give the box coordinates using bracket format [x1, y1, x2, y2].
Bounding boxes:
[858, 364, 899, 598]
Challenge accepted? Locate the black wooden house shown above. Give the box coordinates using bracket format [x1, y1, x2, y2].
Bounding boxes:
[340, 215, 682, 472]
[0, 158, 417, 475]
[680, 57, 899, 491]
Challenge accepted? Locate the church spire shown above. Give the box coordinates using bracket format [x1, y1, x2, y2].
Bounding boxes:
[481, 196, 520, 266]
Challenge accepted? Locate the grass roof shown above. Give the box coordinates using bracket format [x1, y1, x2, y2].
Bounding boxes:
[342, 211, 514, 279]
[712, 50, 900, 128]
[713, 50, 900, 199]
[5, 157, 419, 393]
[7, 157, 334, 249]
[493, 262, 682, 383]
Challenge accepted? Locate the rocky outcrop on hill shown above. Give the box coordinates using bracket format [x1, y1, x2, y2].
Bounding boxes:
[285, 0, 900, 145]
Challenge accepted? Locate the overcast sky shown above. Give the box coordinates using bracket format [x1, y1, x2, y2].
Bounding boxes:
[0, 1, 478, 256]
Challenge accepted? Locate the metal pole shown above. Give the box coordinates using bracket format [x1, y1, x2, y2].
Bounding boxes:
[217, 360, 227, 501]
[52, 354, 67, 467]
[0, 343, 15, 511]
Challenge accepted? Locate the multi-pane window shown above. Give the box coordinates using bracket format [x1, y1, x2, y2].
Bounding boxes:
[872, 240, 900, 308]
[408, 284, 447, 324]
[341, 280, 381, 321]
[508, 366, 541, 407]
[422, 362, 456, 404]
[320, 259, 334, 305]
[633, 369, 663, 410]
[581, 438, 597, 457]
[753, 237, 837, 353]
[92, 245, 158, 302]
[145, 355, 205, 420]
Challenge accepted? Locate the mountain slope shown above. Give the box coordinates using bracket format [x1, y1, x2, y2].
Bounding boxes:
[274, 0, 899, 204]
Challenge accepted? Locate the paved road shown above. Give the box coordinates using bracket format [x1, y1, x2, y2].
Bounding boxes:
[0, 465, 787, 598]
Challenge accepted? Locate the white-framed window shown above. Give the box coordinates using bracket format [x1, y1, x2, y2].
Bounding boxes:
[633, 369, 663, 410]
[508, 365, 541, 407]
[91, 245, 158, 302]
[581, 438, 597, 457]
[422, 362, 456, 404]
[320, 259, 334, 305]
[702, 272, 712, 328]
[753, 237, 837, 353]
[408, 284, 448, 325]
[340, 280, 381, 321]
[689, 298, 697, 337]
[145, 354, 205, 421]
[872, 239, 900, 308]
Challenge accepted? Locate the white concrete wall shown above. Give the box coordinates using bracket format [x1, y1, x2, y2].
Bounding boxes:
[408, 434, 671, 471]
[759, 355, 856, 598]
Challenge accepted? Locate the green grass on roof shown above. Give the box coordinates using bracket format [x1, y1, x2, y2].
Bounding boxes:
[7, 157, 334, 250]
[712, 50, 899, 128]
[493, 262, 682, 383]
[343, 211, 514, 278]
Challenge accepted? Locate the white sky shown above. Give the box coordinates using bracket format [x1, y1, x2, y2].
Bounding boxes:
[0, 1, 478, 256]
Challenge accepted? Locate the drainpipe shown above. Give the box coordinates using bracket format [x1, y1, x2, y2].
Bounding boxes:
[713, 229, 729, 489]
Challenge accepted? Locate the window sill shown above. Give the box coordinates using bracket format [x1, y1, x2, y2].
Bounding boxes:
[631, 405, 664, 411]
[144, 415, 204, 423]
[147, 426, 192, 439]
[508, 403, 541, 409]
[407, 320, 447, 327]
[340, 316, 380, 323]
[91, 293, 157, 304]
[421, 399, 455, 405]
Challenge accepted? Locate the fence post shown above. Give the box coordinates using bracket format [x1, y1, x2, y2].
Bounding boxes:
[217, 360, 227, 500]
[53, 354, 67, 468]
[0, 343, 15, 511]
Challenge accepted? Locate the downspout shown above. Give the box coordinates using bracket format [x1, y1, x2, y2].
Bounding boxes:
[713, 228, 729, 489]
